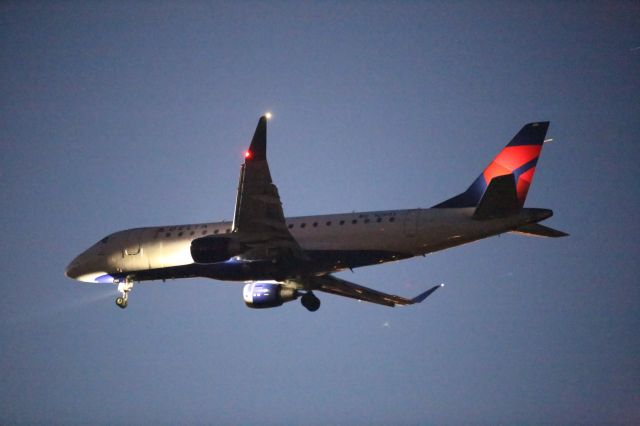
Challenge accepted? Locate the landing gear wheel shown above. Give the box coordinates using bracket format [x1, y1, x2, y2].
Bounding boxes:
[301, 291, 321, 312]
[115, 296, 128, 309]
[115, 278, 133, 309]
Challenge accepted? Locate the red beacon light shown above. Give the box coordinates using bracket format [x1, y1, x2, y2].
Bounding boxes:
[244, 150, 252, 159]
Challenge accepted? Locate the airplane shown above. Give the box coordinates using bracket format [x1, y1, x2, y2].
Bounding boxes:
[65, 115, 567, 311]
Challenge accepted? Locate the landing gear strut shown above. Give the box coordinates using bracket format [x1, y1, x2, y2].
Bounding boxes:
[115, 278, 134, 309]
[301, 291, 321, 312]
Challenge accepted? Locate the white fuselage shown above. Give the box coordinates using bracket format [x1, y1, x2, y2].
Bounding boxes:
[66, 207, 545, 284]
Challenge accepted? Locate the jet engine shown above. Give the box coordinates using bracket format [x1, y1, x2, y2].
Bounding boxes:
[190, 236, 241, 264]
[242, 282, 299, 309]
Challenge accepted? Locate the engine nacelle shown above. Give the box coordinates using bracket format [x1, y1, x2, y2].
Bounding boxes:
[243, 282, 299, 309]
[190, 236, 241, 264]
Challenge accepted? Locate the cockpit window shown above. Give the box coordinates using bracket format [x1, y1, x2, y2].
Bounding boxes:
[101, 237, 109, 244]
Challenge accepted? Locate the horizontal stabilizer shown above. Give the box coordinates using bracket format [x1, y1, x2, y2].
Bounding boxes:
[511, 223, 568, 238]
[473, 174, 519, 220]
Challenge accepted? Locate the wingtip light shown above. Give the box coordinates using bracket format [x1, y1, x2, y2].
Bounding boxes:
[265, 112, 272, 120]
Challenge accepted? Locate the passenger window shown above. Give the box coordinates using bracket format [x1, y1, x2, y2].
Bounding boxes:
[190, 231, 195, 236]
[340, 220, 345, 225]
[377, 218, 382, 223]
[326, 221, 332, 226]
[225, 229, 230, 233]
[288, 224, 293, 229]
[165, 233, 171, 237]
[352, 220, 357, 224]
[364, 219, 370, 224]
[301, 223, 306, 228]
[313, 222, 318, 227]
[214, 229, 219, 234]
[178, 232, 183, 237]
[201, 230, 207, 235]
[389, 217, 395, 222]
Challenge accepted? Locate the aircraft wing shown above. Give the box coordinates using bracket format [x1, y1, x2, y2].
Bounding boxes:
[231, 116, 304, 259]
[307, 274, 443, 307]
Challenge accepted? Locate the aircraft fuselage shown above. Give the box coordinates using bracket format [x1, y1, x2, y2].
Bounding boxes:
[67, 207, 551, 285]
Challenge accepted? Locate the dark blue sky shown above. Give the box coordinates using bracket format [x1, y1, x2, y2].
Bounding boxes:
[2, 1, 638, 424]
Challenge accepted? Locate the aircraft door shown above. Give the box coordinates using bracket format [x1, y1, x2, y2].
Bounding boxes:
[116, 229, 144, 273]
[124, 230, 141, 255]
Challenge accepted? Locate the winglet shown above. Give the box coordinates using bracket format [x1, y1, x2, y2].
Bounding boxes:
[246, 116, 268, 161]
[411, 283, 444, 304]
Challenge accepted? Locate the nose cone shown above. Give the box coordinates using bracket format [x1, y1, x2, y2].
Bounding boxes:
[65, 257, 82, 279]
[65, 253, 91, 281]
[65, 252, 112, 283]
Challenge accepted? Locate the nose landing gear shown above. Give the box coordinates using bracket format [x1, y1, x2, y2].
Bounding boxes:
[115, 278, 134, 309]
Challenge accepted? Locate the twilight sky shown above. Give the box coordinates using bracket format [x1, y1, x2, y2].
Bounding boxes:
[1, 1, 639, 424]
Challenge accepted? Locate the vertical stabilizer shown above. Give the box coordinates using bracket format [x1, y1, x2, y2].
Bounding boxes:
[433, 122, 549, 209]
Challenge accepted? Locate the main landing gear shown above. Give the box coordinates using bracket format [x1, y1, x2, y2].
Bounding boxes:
[115, 278, 134, 309]
[301, 291, 321, 312]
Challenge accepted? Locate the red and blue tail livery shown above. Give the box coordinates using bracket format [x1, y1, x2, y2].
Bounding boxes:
[434, 122, 549, 209]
